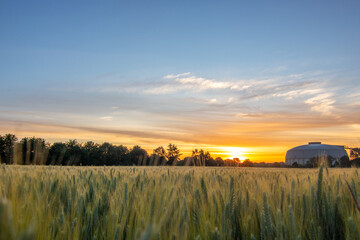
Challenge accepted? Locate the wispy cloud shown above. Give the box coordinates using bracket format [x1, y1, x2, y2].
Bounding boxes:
[99, 116, 113, 121]
[186, 97, 218, 104]
[305, 93, 335, 115]
[0, 119, 195, 144]
[163, 72, 191, 79]
[273, 89, 323, 100]
[93, 72, 345, 118]
[143, 73, 252, 94]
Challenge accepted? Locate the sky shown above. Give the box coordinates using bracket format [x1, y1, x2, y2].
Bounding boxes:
[1, 0, 360, 162]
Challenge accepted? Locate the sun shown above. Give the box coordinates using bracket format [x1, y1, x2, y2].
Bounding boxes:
[221, 147, 247, 160]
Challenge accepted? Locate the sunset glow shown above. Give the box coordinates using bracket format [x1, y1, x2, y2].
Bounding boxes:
[0, 1, 359, 162]
[2, 2, 360, 239]
[219, 147, 248, 160]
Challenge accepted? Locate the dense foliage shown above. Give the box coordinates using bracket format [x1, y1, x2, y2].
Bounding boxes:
[0, 166, 359, 239]
[0, 133, 255, 167]
[0, 133, 179, 166]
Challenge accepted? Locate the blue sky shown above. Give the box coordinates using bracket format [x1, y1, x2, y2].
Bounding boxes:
[1, 1, 359, 161]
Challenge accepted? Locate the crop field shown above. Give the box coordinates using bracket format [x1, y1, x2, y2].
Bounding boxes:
[0, 166, 359, 240]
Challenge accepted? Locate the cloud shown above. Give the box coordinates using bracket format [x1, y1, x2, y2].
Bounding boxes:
[142, 85, 178, 94]
[95, 72, 323, 110]
[99, 116, 113, 121]
[273, 89, 323, 100]
[163, 72, 191, 79]
[270, 77, 338, 115]
[174, 76, 233, 89]
[305, 93, 335, 115]
[0, 119, 195, 144]
[125, 72, 346, 119]
[142, 73, 253, 95]
[141, 72, 324, 105]
[186, 98, 218, 104]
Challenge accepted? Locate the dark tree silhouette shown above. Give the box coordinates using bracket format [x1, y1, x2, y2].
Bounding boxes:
[65, 140, 83, 165]
[350, 148, 360, 159]
[339, 155, 351, 168]
[129, 145, 148, 165]
[151, 146, 167, 166]
[153, 146, 166, 157]
[99, 143, 129, 166]
[167, 143, 181, 166]
[0, 134, 17, 164]
[1, 133, 265, 167]
[192, 149, 211, 166]
[241, 159, 254, 167]
[82, 141, 101, 166]
[47, 142, 68, 165]
[215, 157, 224, 166]
[19, 137, 47, 165]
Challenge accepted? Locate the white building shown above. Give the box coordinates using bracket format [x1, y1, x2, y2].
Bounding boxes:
[285, 142, 348, 165]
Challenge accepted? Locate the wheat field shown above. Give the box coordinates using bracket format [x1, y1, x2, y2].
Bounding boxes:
[0, 165, 359, 240]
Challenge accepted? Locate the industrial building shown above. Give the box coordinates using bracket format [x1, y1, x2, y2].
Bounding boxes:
[285, 142, 348, 165]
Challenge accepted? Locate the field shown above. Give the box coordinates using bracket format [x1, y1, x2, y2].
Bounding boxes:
[0, 166, 359, 240]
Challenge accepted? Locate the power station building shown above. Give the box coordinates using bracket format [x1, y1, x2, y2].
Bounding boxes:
[285, 142, 348, 165]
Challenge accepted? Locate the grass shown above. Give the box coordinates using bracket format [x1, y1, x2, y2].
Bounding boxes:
[0, 165, 359, 239]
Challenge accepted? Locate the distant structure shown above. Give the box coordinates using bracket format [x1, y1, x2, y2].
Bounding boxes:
[285, 142, 348, 166]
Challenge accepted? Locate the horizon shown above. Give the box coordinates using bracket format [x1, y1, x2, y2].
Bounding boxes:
[0, 132, 352, 163]
[1, 1, 360, 162]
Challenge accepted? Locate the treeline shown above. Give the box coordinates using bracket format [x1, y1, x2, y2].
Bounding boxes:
[0, 133, 166, 166]
[0, 133, 262, 167]
[3, 133, 357, 167]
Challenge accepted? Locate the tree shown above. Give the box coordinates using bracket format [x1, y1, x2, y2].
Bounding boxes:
[339, 155, 351, 168]
[129, 145, 148, 165]
[0, 134, 17, 164]
[114, 145, 129, 165]
[47, 143, 68, 165]
[18, 137, 48, 165]
[99, 142, 115, 165]
[151, 146, 167, 166]
[65, 140, 83, 165]
[192, 149, 201, 166]
[350, 148, 360, 159]
[215, 157, 224, 166]
[291, 162, 299, 168]
[241, 159, 254, 167]
[351, 158, 360, 167]
[206, 157, 217, 166]
[167, 143, 181, 165]
[153, 146, 166, 157]
[99, 142, 129, 166]
[192, 149, 211, 166]
[82, 141, 101, 166]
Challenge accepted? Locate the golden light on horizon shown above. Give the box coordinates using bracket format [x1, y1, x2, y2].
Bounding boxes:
[220, 147, 248, 160]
